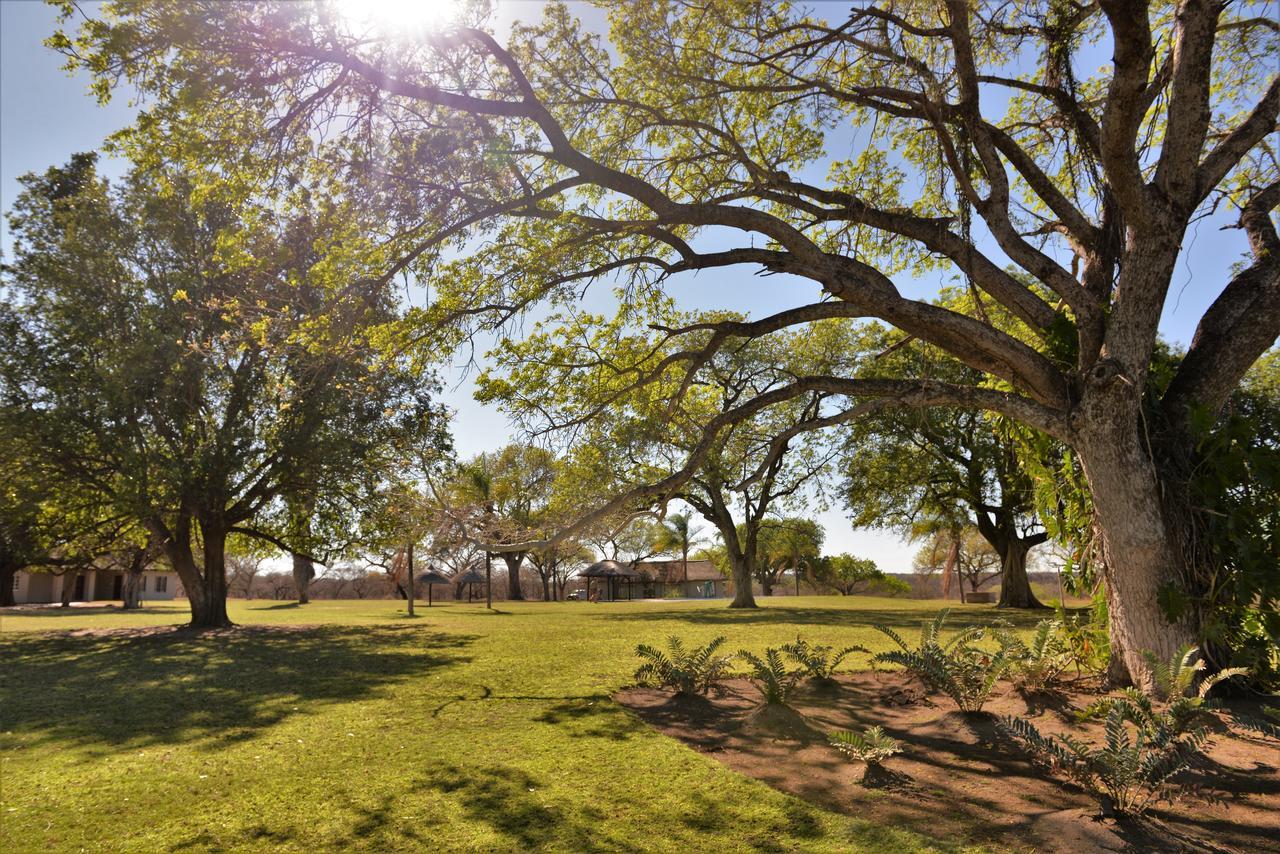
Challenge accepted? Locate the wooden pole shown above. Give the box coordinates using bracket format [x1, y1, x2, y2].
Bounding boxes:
[428, 581, 433, 607]
[407, 542, 416, 618]
[485, 552, 492, 610]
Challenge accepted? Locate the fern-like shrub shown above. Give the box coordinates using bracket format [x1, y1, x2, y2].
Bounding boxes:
[871, 609, 1010, 712]
[1084, 645, 1247, 732]
[1000, 698, 1211, 815]
[995, 619, 1071, 693]
[634, 635, 731, 695]
[738, 648, 802, 705]
[829, 726, 902, 765]
[1056, 600, 1110, 675]
[781, 636, 867, 682]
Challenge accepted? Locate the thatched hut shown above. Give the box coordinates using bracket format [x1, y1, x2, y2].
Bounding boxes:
[578, 559, 640, 602]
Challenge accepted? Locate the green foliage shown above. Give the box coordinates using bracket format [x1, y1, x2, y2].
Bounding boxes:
[634, 635, 731, 696]
[737, 648, 802, 705]
[870, 609, 1011, 712]
[813, 553, 888, 596]
[1055, 599, 1111, 676]
[829, 726, 902, 766]
[1000, 702, 1211, 816]
[781, 635, 868, 682]
[994, 620, 1072, 693]
[1184, 353, 1280, 688]
[1084, 646, 1248, 736]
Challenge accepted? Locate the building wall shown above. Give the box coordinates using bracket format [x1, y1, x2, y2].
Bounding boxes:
[9, 569, 179, 605]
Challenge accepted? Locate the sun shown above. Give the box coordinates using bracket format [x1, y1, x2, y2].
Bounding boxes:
[329, 0, 462, 36]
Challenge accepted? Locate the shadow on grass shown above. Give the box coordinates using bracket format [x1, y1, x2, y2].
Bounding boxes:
[0, 625, 474, 754]
[0, 603, 192, 618]
[603, 604, 1050, 631]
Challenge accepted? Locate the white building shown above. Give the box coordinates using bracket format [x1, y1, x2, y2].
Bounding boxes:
[10, 568, 179, 605]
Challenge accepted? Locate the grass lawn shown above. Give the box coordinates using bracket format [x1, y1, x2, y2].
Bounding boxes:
[0, 596, 1044, 852]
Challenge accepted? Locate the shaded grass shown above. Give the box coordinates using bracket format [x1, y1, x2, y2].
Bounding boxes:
[0, 596, 1003, 852]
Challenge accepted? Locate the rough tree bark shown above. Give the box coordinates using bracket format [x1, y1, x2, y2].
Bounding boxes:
[995, 539, 1046, 609]
[291, 552, 316, 604]
[501, 551, 526, 600]
[60, 569, 79, 607]
[152, 515, 232, 629]
[0, 562, 16, 607]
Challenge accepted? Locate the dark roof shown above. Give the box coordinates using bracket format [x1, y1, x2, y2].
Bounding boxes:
[579, 559, 640, 578]
[452, 567, 487, 584]
[415, 569, 453, 585]
[633, 559, 724, 583]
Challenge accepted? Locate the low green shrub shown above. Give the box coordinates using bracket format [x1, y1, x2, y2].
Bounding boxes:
[781, 635, 867, 682]
[738, 648, 802, 705]
[634, 635, 732, 695]
[1001, 697, 1210, 815]
[1056, 600, 1110, 675]
[829, 726, 902, 765]
[871, 609, 1011, 712]
[995, 619, 1071, 693]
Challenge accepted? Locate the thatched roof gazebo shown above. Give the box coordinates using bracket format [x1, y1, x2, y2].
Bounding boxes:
[452, 566, 487, 603]
[578, 559, 640, 602]
[415, 568, 453, 606]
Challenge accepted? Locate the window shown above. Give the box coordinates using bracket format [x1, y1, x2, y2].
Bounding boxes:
[141, 576, 147, 592]
[154, 576, 168, 593]
[12, 575, 18, 590]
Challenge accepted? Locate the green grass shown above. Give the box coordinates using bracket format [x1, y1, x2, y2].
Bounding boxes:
[0, 596, 1036, 852]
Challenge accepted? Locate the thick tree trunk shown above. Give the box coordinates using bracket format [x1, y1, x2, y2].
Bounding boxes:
[291, 552, 315, 604]
[502, 552, 525, 600]
[121, 565, 144, 610]
[0, 562, 16, 607]
[728, 553, 757, 608]
[1077, 405, 1197, 689]
[61, 569, 79, 607]
[157, 518, 232, 629]
[997, 540, 1046, 609]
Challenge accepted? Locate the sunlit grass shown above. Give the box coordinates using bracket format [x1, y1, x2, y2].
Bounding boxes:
[1, 597, 1015, 852]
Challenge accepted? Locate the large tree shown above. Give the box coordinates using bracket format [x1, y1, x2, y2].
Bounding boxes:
[1, 156, 448, 627]
[842, 328, 1051, 608]
[60, 1, 1280, 683]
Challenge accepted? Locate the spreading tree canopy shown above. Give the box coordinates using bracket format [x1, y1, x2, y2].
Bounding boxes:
[54, 0, 1280, 684]
[0, 156, 450, 626]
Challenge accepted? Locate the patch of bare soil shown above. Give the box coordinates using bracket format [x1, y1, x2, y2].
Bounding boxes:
[616, 673, 1280, 853]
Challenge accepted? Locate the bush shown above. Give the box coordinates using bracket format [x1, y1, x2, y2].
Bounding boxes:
[829, 726, 902, 766]
[995, 619, 1071, 693]
[1056, 599, 1110, 675]
[781, 636, 867, 682]
[871, 609, 1011, 712]
[1001, 697, 1211, 816]
[634, 636, 732, 695]
[738, 648, 802, 705]
[1084, 645, 1247, 732]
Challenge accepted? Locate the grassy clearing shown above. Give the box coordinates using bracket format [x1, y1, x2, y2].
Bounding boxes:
[1, 596, 1038, 852]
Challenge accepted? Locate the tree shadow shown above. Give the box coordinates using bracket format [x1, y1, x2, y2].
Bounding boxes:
[417, 764, 640, 852]
[0, 604, 191, 618]
[604, 604, 1043, 632]
[0, 625, 475, 754]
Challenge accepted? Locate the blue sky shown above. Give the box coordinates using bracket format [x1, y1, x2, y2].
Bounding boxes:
[1, 1, 1253, 571]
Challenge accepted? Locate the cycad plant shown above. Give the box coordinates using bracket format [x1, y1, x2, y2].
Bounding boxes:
[634, 635, 731, 695]
[738, 648, 802, 705]
[829, 726, 903, 766]
[871, 609, 1010, 712]
[1001, 700, 1211, 815]
[994, 619, 1071, 693]
[781, 635, 868, 682]
[1085, 645, 1247, 732]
